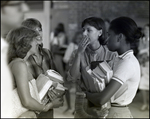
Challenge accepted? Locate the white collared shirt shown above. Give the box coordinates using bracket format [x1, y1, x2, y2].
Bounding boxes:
[111, 50, 141, 105]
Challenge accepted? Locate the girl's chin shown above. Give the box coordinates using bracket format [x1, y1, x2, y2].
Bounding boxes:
[89, 40, 99, 45]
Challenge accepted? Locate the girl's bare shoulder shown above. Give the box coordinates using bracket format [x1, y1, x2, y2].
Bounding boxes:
[9, 58, 27, 72]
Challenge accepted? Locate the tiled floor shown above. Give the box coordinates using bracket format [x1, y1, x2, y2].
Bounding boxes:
[54, 86, 149, 118]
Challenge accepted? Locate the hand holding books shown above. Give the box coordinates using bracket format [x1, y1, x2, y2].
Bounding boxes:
[43, 98, 63, 111]
[36, 70, 67, 105]
[51, 98, 64, 108]
[47, 82, 66, 101]
[86, 61, 113, 92]
[84, 61, 112, 117]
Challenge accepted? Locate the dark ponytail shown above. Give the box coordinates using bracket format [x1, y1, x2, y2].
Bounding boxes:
[110, 16, 142, 44]
[134, 28, 142, 41]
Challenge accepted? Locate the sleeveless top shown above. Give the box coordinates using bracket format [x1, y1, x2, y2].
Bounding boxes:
[9, 58, 34, 89]
[9, 58, 41, 118]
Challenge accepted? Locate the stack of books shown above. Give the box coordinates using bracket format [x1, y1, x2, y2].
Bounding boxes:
[86, 61, 113, 92]
[92, 61, 113, 84]
[36, 70, 67, 105]
[45, 70, 64, 84]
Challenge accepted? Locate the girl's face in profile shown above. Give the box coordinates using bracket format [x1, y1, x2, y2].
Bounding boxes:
[82, 24, 102, 44]
[35, 27, 43, 45]
[29, 37, 39, 54]
[35, 27, 43, 38]
[107, 29, 120, 52]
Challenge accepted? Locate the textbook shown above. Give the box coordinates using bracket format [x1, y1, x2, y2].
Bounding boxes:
[36, 74, 53, 104]
[92, 61, 113, 84]
[86, 61, 113, 92]
[45, 70, 64, 84]
[36, 72, 67, 105]
[48, 82, 67, 101]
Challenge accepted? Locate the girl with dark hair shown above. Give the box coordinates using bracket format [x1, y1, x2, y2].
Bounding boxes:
[50, 23, 68, 78]
[84, 17, 142, 118]
[51, 23, 68, 47]
[7, 27, 63, 118]
[67, 17, 117, 118]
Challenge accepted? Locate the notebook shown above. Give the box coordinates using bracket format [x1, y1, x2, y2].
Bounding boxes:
[36, 74, 53, 104]
[45, 70, 64, 84]
[36, 72, 67, 103]
[92, 61, 113, 84]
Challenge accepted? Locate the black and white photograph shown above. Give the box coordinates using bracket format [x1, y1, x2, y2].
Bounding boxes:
[1, 0, 149, 118]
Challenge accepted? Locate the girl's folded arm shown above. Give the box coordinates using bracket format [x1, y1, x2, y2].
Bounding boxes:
[86, 79, 122, 106]
[11, 61, 48, 111]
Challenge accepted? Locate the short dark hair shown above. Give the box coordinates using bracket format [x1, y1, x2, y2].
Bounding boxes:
[109, 16, 142, 44]
[7, 27, 39, 63]
[1, 1, 10, 7]
[81, 17, 107, 45]
[21, 18, 42, 31]
[54, 23, 65, 36]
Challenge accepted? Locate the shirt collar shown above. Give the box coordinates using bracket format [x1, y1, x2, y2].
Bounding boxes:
[118, 50, 133, 59]
[86, 45, 103, 54]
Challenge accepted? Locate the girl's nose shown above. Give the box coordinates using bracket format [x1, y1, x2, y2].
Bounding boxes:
[83, 30, 87, 37]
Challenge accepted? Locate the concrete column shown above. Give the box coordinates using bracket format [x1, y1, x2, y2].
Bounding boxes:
[43, 1, 51, 49]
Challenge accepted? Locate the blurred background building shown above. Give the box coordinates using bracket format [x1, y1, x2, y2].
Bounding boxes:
[25, 1, 149, 49]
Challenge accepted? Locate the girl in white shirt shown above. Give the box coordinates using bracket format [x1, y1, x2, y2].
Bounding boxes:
[85, 17, 142, 118]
